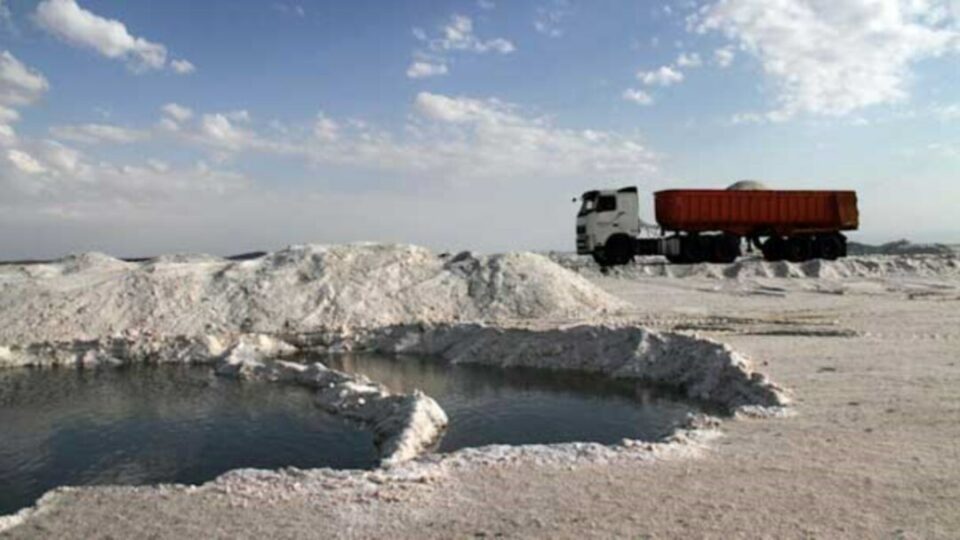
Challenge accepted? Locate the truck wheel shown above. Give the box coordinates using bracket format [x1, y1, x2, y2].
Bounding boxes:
[784, 237, 813, 262]
[605, 235, 634, 266]
[592, 251, 609, 267]
[680, 236, 706, 264]
[761, 237, 785, 262]
[814, 234, 843, 260]
[710, 235, 740, 264]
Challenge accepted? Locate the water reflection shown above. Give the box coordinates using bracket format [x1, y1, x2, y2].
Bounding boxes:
[320, 354, 700, 452]
[0, 365, 377, 516]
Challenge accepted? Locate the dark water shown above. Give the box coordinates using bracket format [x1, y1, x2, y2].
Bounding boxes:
[322, 354, 699, 452]
[0, 365, 377, 516]
[0, 356, 700, 516]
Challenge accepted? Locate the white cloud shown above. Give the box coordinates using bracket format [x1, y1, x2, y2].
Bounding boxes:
[1, 136, 247, 207]
[273, 3, 305, 17]
[534, 1, 571, 38]
[34, 0, 192, 73]
[637, 65, 684, 86]
[713, 46, 735, 67]
[170, 59, 195, 75]
[0, 105, 17, 124]
[197, 113, 259, 152]
[313, 92, 660, 181]
[406, 61, 448, 79]
[478, 0, 495, 9]
[622, 88, 654, 106]
[162, 103, 193, 123]
[313, 113, 339, 142]
[8, 148, 47, 174]
[0, 0, 12, 29]
[226, 110, 251, 123]
[430, 15, 515, 54]
[676, 52, 702, 68]
[50, 123, 148, 144]
[932, 103, 960, 120]
[694, 0, 960, 118]
[0, 51, 50, 106]
[0, 51, 49, 148]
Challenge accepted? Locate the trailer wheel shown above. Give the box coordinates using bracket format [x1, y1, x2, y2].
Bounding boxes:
[761, 237, 785, 262]
[784, 237, 813, 262]
[710, 235, 740, 264]
[680, 236, 707, 264]
[814, 234, 844, 260]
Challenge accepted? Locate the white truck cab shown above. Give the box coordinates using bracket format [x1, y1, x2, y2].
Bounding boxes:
[575, 187, 642, 265]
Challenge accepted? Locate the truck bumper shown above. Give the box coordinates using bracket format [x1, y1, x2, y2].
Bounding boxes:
[576, 235, 592, 255]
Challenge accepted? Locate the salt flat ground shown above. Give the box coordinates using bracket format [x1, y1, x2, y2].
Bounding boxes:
[4, 263, 960, 539]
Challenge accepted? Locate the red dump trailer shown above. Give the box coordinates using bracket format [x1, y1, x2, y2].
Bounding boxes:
[576, 185, 860, 266]
[653, 189, 859, 263]
[656, 190, 859, 237]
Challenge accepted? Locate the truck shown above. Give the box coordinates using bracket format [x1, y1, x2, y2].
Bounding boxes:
[575, 182, 859, 266]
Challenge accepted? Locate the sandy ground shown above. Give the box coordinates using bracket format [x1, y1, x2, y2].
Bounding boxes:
[3, 264, 960, 538]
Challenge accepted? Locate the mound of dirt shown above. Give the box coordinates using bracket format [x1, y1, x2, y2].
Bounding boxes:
[0, 244, 626, 346]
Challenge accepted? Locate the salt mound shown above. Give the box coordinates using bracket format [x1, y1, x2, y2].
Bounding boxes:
[56, 252, 132, 274]
[0, 244, 626, 346]
[547, 252, 960, 280]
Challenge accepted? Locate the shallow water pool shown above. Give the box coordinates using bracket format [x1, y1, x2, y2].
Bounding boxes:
[0, 365, 377, 516]
[322, 354, 700, 452]
[0, 356, 703, 516]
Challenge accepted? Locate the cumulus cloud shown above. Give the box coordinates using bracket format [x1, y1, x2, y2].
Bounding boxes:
[50, 123, 148, 144]
[0, 51, 50, 107]
[694, 0, 960, 118]
[426, 14, 515, 54]
[7, 148, 47, 174]
[33, 0, 192, 73]
[155, 92, 657, 185]
[162, 103, 193, 123]
[170, 59, 195, 75]
[273, 3, 305, 17]
[637, 65, 684, 86]
[406, 61, 448, 79]
[676, 52, 702, 68]
[0, 51, 50, 147]
[534, 1, 572, 38]
[622, 88, 654, 105]
[407, 15, 513, 79]
[714, 46, 735, 67]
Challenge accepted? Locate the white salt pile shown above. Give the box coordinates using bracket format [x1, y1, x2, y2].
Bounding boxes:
[0, 244, 627, 346]
[547, 252, 960, 280]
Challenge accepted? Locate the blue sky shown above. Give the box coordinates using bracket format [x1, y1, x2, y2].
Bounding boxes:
[1, 0, 959, 258]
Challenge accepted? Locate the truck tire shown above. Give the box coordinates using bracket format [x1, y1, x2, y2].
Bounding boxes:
[605, 235, 635, 266]
[784, 236, 813, 262]
[680, 236, 707, 264]
[591, 250, 609, 267]
[814, 234, 843, 260]
[709, 235, 740, 264]
[761, 237, 785, 262]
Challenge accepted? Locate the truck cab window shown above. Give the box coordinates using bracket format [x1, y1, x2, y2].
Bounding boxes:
[597, 196, 617, 212]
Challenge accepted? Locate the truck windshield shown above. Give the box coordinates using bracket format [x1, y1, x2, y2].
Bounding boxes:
[578, 193, 598, 216]
[577, 197, 597, 216]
